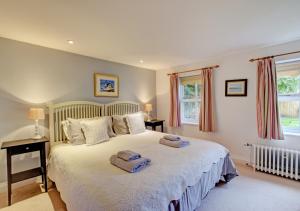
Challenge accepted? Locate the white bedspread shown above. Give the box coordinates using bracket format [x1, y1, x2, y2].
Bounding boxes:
[48, 130, 229, 211]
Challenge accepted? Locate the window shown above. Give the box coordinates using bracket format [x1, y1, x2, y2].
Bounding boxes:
[276, 60, 300, 134]
[179, 76, 201, 124]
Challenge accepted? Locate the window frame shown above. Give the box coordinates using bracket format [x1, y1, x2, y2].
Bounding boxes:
[179, 76, 201, 125]
[276, 62, 300, 134]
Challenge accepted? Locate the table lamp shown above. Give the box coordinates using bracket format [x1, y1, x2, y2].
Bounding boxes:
[28, 108, 45, 139]
[145, 104, 153, 121]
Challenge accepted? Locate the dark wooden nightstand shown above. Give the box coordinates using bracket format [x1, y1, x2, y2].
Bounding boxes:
[145, 119, 165, 132]
[1, 137, 49, 206]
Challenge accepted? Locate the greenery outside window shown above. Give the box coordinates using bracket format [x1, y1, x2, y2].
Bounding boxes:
[276, 60, 300, 134]
[179, 75, 201, 124]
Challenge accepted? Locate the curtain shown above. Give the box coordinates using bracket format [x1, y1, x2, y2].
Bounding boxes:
[169, 73, 181, 127]
[199, 68, 215, 132]
[256, 58, 284, 140]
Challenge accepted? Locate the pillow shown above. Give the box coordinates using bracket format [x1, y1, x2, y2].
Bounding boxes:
[112, 115, 130, 135]
[102, 116, 116, 137]
[67, 118, 86, 145]
[61, 120, 71, 141]
[62, 116, 115, 144]
[80, 118, 109, 145]
[126, 112, 146, 134]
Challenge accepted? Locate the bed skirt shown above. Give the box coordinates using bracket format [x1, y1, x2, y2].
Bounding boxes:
[168, 154, 238, 211]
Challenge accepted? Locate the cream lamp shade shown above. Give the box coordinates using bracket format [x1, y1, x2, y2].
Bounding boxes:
[145, 104, 153, 112]
[28, 108, 45, 120]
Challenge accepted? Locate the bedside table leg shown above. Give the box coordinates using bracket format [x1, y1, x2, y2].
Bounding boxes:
[6, 150, 12, 206]
[40, 144, 47, 192]
[161, 124, 164, 132]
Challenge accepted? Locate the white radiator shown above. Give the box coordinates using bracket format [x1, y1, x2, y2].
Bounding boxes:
[252, 144, 300, 180]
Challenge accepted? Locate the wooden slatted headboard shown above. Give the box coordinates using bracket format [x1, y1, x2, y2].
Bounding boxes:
[48, 101, 105, 145]
[48, 101, 140, 145]
[105, 101, 140, 116]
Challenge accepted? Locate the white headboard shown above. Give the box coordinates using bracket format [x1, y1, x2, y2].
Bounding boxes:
[48, 101, 140, 145]
[105, 101, 140, 116]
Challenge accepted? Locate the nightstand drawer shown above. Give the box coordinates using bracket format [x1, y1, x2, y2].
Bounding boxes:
[10, 143, 41, 155]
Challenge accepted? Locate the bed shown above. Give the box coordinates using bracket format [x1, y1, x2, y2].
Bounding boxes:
[47, 101, 237, 211]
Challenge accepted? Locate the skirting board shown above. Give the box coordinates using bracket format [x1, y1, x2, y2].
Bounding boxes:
[231, 154, 249, 165]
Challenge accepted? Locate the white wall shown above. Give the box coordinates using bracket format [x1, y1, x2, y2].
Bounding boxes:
[157, 39, 300, 162]
[0, 37, 156, 189]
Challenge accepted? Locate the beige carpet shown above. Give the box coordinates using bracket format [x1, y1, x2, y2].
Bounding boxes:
[0, 183, 66, 211]
[198, 164, 300, 211]
[0, 164, 300, 211]
[0, 194, 53, 211]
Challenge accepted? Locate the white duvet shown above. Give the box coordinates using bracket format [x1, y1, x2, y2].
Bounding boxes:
[48, 130, 229, 211]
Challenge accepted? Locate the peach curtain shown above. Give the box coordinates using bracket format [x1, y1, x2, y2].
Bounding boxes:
[256, 58, 284, 140]
[169, 73, 181, 127]
[199, 68, 215, 132]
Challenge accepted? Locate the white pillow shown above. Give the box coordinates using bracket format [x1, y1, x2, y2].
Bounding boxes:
[126, 112, 146, 134]
[68, 118, 86, 145]
[102, 116, 116, 137]
[62, 116, 115, 144]
[80, 118, 109, 145]
[61, 120, 71, 141]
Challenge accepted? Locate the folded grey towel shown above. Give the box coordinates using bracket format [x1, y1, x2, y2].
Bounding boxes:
[117, 150, 141, 161]
[159, 138, 190, 148]
[110, 155, 151, 173]
[163, 134, 182, 141]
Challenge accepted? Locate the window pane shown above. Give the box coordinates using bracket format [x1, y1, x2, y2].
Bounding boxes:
[277, 70, 300, 95]
[182, 101, 199, 123]
[183, 84, 196, 99]
[197, 84, 201, 97]
[279, 101, 300, 129]
[179, 76, 201, 124]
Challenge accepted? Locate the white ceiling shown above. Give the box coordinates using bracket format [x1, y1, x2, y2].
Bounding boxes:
[0, 0, 300, 70]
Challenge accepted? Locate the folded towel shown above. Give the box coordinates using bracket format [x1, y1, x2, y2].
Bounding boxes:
[110, 155, 151, 173]
[117, 150, 141, 161]
[163, 134, 182, 141]
[159, 138, 190, 148]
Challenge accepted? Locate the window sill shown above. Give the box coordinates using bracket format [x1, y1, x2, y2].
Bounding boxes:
[284, 132, 300, 137]
[181, 122, 199, 126]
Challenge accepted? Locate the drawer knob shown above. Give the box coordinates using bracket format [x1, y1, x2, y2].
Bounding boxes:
[26, 147, 29, 150]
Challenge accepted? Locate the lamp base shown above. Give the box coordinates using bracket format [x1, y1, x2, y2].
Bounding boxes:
[33, 135, 42, 140]
[33, 120, 42, 140]
[147, 111, 152, 121]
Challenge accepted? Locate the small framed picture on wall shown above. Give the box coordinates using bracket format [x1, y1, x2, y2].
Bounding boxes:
[94, 73, 119, 97]
[225, 79, 247, 97]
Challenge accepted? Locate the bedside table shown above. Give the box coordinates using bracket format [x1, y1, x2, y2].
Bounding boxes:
[1, 137, 49, 206]
[145, 119, 165, 132]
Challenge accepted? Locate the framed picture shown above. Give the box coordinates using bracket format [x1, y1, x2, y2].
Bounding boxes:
[225, 79, 247, 97]
[94, 73, 119, 97]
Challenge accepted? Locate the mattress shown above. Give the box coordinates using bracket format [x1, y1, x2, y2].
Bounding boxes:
[48, 130, 237, 211]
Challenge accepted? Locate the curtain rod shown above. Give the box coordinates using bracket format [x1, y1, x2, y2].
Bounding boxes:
[249, 50, 300, 62]
[167, 65, 220, 76]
